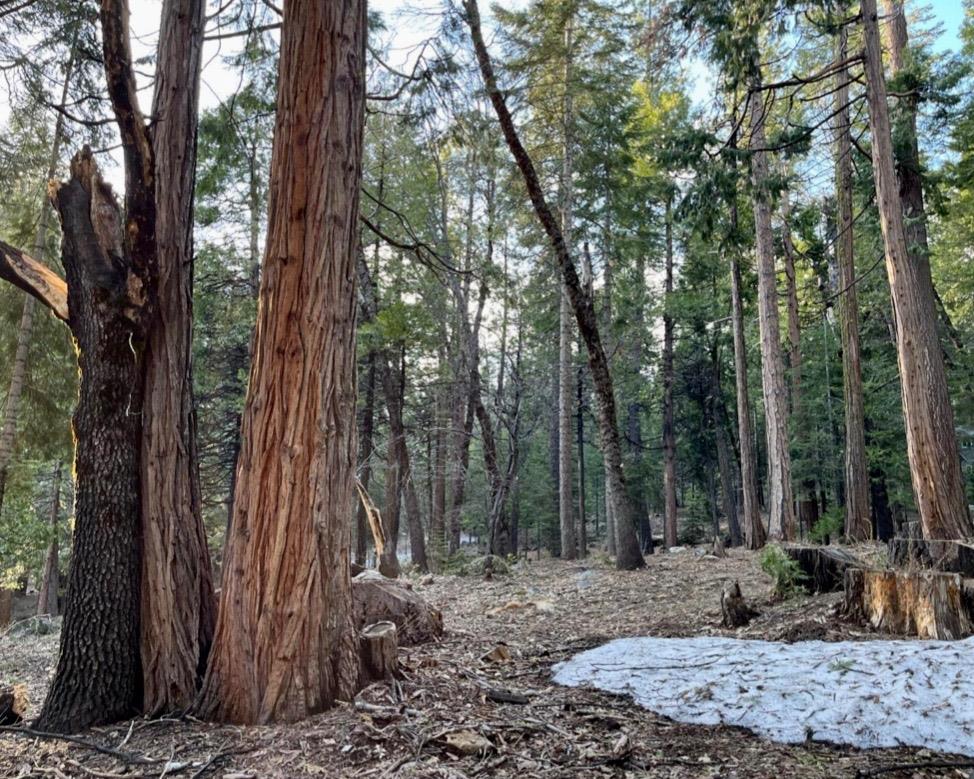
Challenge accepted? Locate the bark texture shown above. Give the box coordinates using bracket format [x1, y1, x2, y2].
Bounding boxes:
[835, 24, 871, 542]
[140, 0, 215, 716]
[748, 82, 796, 542]
[861, 0, 972, 540]
[197, 0, 366, 724]
[35, 152, 146, 734]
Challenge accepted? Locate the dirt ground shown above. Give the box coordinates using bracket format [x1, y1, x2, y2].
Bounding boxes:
[2, 546, 973, 778]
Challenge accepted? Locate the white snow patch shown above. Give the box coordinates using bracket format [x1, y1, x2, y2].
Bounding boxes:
[552, 636, 974, 756]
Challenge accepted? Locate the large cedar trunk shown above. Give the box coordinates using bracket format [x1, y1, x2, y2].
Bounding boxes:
[861, 0, 973, 540]
[748, 79, 796, 541]
[139, 0, 215, 715]
[465, 0, 644, 569]
[834, 24, 872, 541]
[197, 0, 366, 724]
[35, 154, 146, 734]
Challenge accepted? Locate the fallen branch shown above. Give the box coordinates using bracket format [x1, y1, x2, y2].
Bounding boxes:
[0, 725, 161, 765]
[855, 760, 974, 777]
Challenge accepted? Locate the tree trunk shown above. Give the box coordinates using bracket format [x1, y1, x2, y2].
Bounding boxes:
[380, 398, 402, 579]
[748, 78, 796, 541]
[861, 0, 973, 539]
[577, 361, 588, 557]
[558, 12, 577, 561]
[662, 199, 678, 549]
[465, 0, 644, 569]
[355, 352, 377, 566]
[197, 0, 365, 723]
[835, 23, 872, 541]
[430, 357, 448, 568]
[35, 152, 146, 734]
[139, 0, 215, 716]
[730, 253, 765, 550]
[711, 341, 743, 546]
[36, 460, 62, 618]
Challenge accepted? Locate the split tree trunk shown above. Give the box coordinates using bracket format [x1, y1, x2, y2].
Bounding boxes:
[834, 23, 871, 541]
[748, 79, 796, 541]
[197, 0, 366, 724]
[861, 0, 973, 540]
[465, 0, 645, 569]
[140, 0, 215, 716]
[35, 152, 146, 734]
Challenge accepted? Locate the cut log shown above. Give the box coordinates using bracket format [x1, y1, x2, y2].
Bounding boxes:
[721, 580, 757, 628]
[843, 567, 974, 639]
[352, 570, 443, 645]
[888, 538, 974, 577]
[0, 684, 27, 725]
[784, 545, 862, 593]
[359, 621, 399, 684]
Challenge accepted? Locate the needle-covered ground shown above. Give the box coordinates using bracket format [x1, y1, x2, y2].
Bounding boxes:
[2, 546, 973, 778]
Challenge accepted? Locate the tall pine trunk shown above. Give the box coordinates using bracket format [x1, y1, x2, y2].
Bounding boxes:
[197, 0, 365, 723]
[36, 460, 62, 618]
[748, 79, 796, 541]
[465, 0, 644, 569]
[835, 23, 871, 541]
[661, 199, 678, 548]
[861, 0, 972, 540]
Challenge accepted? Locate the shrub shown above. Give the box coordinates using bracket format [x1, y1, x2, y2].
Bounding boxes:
[759, 544, 807, 599]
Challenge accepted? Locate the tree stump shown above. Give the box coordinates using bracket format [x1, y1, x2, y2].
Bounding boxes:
[352, 570, 443, 645]
[359, 621, 398, 684]
[784, 545, 862, 593]
[0, 685, 27, 726]
[843, 568, 974, 639]
[721, 580, 757, 628]
[0, 588, 11, 628]
[888, 539, 974, 577]
[712, 536, 727, 558]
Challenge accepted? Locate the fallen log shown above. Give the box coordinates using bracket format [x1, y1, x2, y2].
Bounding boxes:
[784, 545, 862, 593]
[720, 580, 757, 628]
[352, 570, 443, 645]
[359, 621, 399, 683]
[843, 568, 974, 639]
[887, 539, 974, 577]
[0, 685, 27, 726]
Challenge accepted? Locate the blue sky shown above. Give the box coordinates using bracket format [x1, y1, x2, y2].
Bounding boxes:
[928, 0, 966, 52]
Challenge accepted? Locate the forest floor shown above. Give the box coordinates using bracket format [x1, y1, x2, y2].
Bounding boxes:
[2, 546, 973, 778]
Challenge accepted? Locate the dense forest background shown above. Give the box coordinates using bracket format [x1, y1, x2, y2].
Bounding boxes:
[1, 0, 973, 588]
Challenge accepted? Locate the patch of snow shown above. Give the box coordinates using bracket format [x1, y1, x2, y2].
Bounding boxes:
[552, 636, 974, 756]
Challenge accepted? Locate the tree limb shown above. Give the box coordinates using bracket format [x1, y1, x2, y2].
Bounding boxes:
[0, 239, 69, 321]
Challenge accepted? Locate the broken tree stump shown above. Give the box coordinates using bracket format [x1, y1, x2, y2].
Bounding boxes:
[359, 621, 399, 684]
[784, 545, 862, 593]
[352, 569, 443, 645]
[721, 580, 757, 628]
[843, 568, 974, 639]
[0, 588, 12, 628]
[0, 685, 27, 726]
[888, 538, 974, 577]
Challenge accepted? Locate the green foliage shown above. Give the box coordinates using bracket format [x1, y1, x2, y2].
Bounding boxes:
[809, 509, 844, 545]
[759, 545, 807, 600]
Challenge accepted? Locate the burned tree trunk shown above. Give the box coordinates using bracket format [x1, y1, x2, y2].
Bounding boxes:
[35, 152, 147, 734]
[197, 0, 366, 724]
